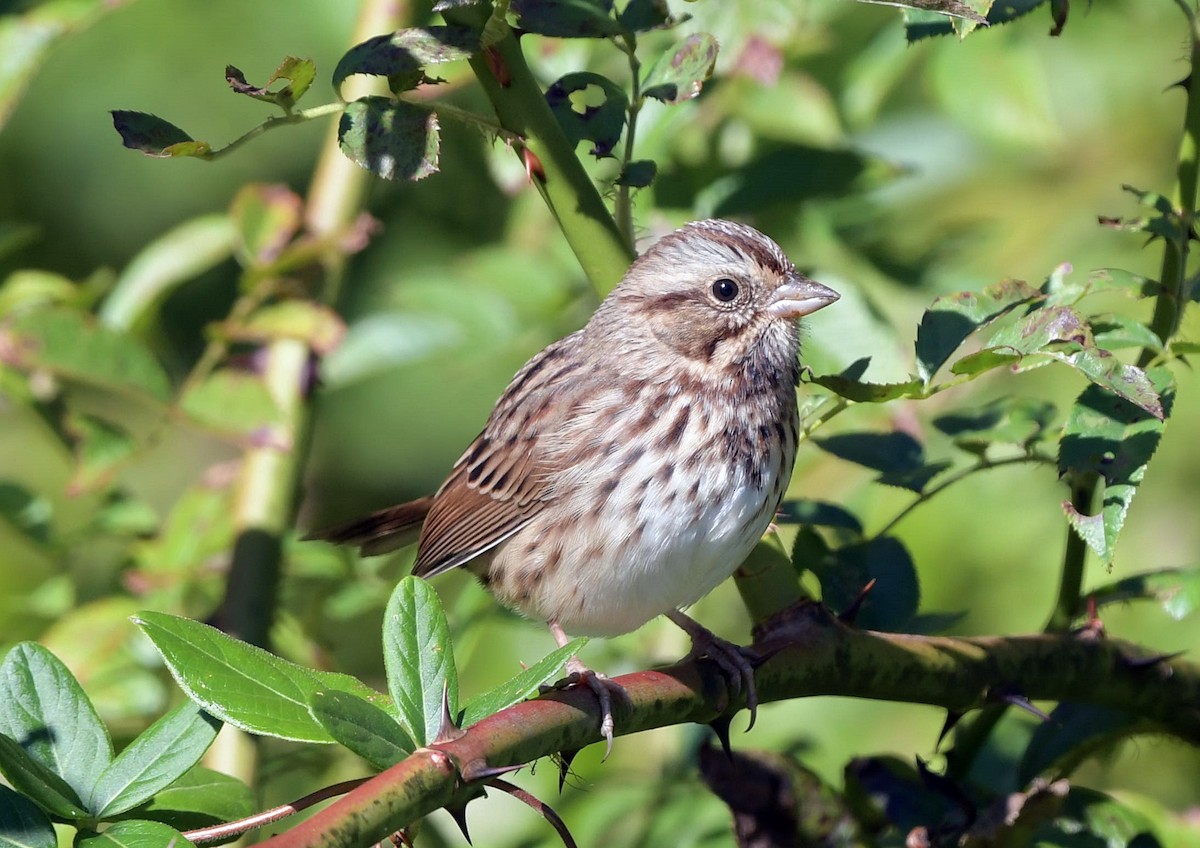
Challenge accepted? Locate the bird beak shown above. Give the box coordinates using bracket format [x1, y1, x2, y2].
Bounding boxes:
[768, 274, 840, 319]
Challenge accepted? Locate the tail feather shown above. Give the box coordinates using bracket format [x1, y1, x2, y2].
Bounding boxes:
[305, 495, 434, 557]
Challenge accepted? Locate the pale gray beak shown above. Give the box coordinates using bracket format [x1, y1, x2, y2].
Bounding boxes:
[767, 273, 840, 319]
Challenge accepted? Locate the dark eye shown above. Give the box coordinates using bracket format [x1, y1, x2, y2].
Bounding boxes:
[711, 278, 739, 302]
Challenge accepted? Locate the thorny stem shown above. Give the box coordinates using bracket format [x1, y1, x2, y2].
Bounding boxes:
[613, 33, 643, 250]
[872, 453, 1054, 541]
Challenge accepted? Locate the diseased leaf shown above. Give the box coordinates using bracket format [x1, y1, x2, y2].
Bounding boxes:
[110, 111, 211, 158]
[460, 639, 587, 726]
[1090, 567, 1200, 620]
[1058, 367, 1174, 563]
[338, 97, 440, 181]
[642, 33, 719, 103]
[333, 26, 480, 91]
[857, 0, 987, 24]
[806, 536, 920, 632]
[510, 0, 622, 38]
[1047, 346, 1162, 418]
[0, 643, 112, 815]
[915, 279, 1040, 383]
[226, 57, 315, 109]
[383, 577, 459, 746]
[546, 72, 628, 158]
[229, 184, 303, 266]
[311, 690, 414, 770]
[0, 783, 56, 848]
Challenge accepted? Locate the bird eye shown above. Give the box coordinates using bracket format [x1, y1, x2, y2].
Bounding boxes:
[711, 278, 739, 302]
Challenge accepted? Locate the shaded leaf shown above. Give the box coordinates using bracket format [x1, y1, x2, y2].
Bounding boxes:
[616, 159, 657, 188]
[136, 766, 254, 833]
[0, 783, 56, 848]
[99, 215, 236, 332]
[806, 537, 920, 632]
[642, 33, 719, 103]
[933, 397, 1056, 455]
[1, 308, 171, 403]
[510, 0, 621, 38]
[1090, 567, 1200, 621]
[132, 612, 388, 743]
[814, 431, 948, 493]
[0, 643, 111, 815]
[0, 482, 51, 544]
[333, 26, 480, 91]
[546, 72, 628, 158]
[338, 97, 440, 181]
[808, 360, 923, 403]
[110, 111, 211, 158]
[0, 734, 88, 821]
[460, 638, 587, 726]
[383, 577, 459, 746]
[843, 755, 954, 831]
[618, 0, 673, 32]
[92, 702, 221, 817]
[777, 499, 864, 534]
[311, 690, 414, 771]
[76, 820, 192, 848]
[64, 413, 136, 496]
[1034, 787, 1162, 847]
[914, 279, 1040, 383]
[1058, 367, 1174, 563]
[1019, 702, 1140, 784]
[229, 183, 303, 266]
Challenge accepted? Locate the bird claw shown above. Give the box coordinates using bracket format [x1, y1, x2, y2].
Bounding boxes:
[668, 610, 760, 730]
[545, 659, 631, 760]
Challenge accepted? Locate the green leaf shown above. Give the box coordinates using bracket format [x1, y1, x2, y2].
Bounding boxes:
[813, 432, 949, 493]
[383, 577, 459, 746]
[110, 111, 211, 159]
[914, 279, 1040, 383]
[642, 33, 719, 103]
[0, 734, 88, 821]
[76, 820, 192, 848]
[310, 691, 414, 771]
[136, 766, 254, 833]
[228, 184, 303, 267]
[0, 643, 112, 815]
[0, 271, 79, 317]
[63, 413, 136, 496]
[226, 57, 316, 110]
[92, 702, 221, 817]
[1047, 346, 1163, 419]
[615, 159, 657, 188]
[510, 0, 622, 38]
[132, 612, 387, 743]
[806, 537, 920, 632]
[1058, 368, 1174, 563]
[777, 499, 863, 533]
[179, 370, 284, 437]
[0, 482, 52, 544]
[1, 308, 171, 403]
[460, 638, 587, 727]
[99, 215, 236, 332]
[1019, 702, 1141, 784]
[933, 397, 1056, 455]
[807, 360, 923, 403]
[0, 783, 56, 848]
[1091, 314, 1164, 353]
[546, 72, 628, 159]
[1035, 787, 1161, 847]
[618, 0, 672, 32]
[338, 97, 440, 181]
[1090, 567, 1200, 621]
[230, 302, 346, 355]
[333, 26, 479, 91]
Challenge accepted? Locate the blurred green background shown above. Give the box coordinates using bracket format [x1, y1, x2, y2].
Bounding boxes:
[2, 0, 1199, 844]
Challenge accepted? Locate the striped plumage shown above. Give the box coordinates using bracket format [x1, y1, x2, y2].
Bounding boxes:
[317, 219, 836, 638]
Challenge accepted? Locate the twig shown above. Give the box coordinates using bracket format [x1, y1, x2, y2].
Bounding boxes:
[184, 778, 371, 843]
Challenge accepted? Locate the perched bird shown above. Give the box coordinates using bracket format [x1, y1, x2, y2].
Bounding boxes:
[313, 219, 838, 751]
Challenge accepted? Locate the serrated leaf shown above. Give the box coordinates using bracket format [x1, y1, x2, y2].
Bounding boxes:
[0, 643, 112, 815]
[546, 72, 628, 158]
[137, 766, 254, 833]
[858, 0, 988, 23]
[807, 537, 920, 632]
[92, 702, 221, 817]
[333, 26, 479, 91]
[1044, 267, 1160, 307]
[1019, 702, 1141, 785]
[1091, 314, 1164, 353]
[813, 431, 947, 492]
[618, 0, 672, 32]
[510, 0, 621, 38]
[110, 111, 210, 159]
[76, 820, 192, 848]
[229, 183, 303, 266]
[933, 397, 1056, 454]
[808, 363, 923, 403]
[0, 734, 89, 821]
[64, 413, 136, 495]
[1047, 346, 1162, 418]
[0, 783, 56, 848]
[616, 159, 657, 188]
[100, 215, 236, 332]
[914, 279, 1040, 382]
[642, 33, 719, 103]
[310, 690, 414, 771]
[1090, 567, 1200, 620]
[338, 97, 439, 181]
[460, 638, 587, 726]
[132, 611, 388, 743]
[179, 369, 284, 437]
[1058, 367, 1174, 563]
[383, 577, 459, 746]
[777, 499, 864, 533]
[1, 308, 171, 403]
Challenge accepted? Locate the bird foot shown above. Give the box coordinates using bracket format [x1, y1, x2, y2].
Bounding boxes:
[544, 658, 631, 760]
[667, 610, 760, 730]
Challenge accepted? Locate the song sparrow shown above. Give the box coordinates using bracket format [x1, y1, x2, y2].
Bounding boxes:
[313, 219, 838, 750]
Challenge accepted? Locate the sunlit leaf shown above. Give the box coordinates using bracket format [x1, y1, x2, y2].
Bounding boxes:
[179, 369, 284, 437]
[64, 413, 136, 495]
[137, 766, 254, 833]
[76, 820, 192, 848]
[546, 71, 628, 158]
[1091, 314, 1164, 353]
[460, 638, 587, 726]
[333, 26, 479, 91]
[226, 57, 316, 110]
[642, 33, 719, 103]
[230, 301, 347, 355]
[338, 97, 440, 181]
[229, 183, 303, 266]
[808, 361, 923, 403]
[383, 577, 459, 746]
[1090, 567, 1200, 621]
[933, 397, 1056, 455]
[311, 690, 414, 770]
[914, 279, 1040, 383]
[0, 271, 78, 317]
[1058, 367, 1174, 563]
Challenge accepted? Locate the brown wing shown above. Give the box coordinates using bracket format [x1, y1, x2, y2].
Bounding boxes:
[412, 334, 585, 577]
[305, 496, 434, 557]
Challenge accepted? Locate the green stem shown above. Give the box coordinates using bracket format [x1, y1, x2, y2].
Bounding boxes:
[443, 2, 634, 296]
[1045, 474, 1095, 633]
[613, 33, 642, 249]
[199, 103, 345, 163]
